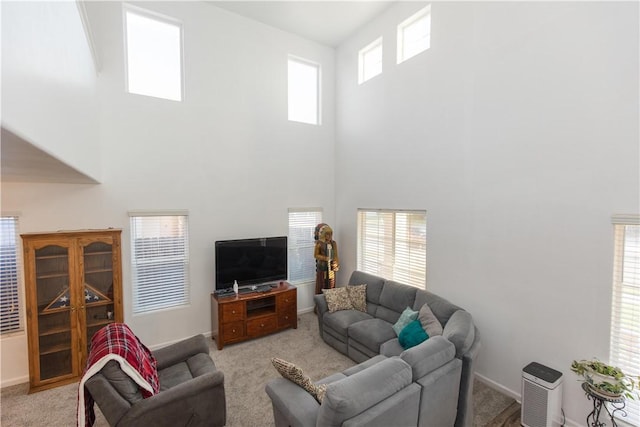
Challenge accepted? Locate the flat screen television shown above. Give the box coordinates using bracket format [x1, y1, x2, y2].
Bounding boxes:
[215, 236, 288, 290]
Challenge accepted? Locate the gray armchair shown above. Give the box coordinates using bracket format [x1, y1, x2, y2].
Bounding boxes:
[84, 334, 226, 427]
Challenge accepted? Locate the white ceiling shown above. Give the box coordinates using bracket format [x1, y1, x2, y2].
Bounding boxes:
[209, 1, 395, 47]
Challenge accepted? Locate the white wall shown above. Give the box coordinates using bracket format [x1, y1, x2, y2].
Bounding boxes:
[1, 1, 335, 386]
[335, 1, 638, 425]
[1, 1, 101, 181]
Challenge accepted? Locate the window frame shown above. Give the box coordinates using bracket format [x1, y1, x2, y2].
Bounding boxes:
[610, 214, 640, 425]
[358, 37, 383, 84]
[129, 210, 190, 315]
[287, 55, 321, 125]
[123, 4, 184, 102]
[357, 208, 427, 289]
[288, 208, 323, 285]
[397, 5, 431, 64]
[0, 215, 23, 335]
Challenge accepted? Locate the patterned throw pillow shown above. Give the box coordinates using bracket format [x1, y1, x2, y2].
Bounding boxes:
[322, 287, 353, 312]
[347, 284, 367, 312]
[418, 303, 443, 337]
[392, 307, 419, 336]
[271, 357, 327, 403]
[399, 319, 429, 349]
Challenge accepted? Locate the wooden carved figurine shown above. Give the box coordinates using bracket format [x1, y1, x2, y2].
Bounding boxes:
[314, 223, 339, 294]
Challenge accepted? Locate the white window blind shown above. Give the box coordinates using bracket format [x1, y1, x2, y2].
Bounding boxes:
[397, 5, 431, 64]
[288, 208, 323, 285]
[610, 215, 640, 425]
[124, 6, 183, 101]
[130, 212, 190, 314]
[357, 209, 427, 288]
[1, 216, 22, 334]
[358, 37, 382, 84]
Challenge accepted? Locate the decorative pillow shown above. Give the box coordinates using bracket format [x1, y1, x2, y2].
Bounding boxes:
[322, 287, 353, 312]
[399, 319, 429, 349]
[346, 284, 367, 312]
[271, 357, 327, 403]
[392, 307, 419, 336]
[418, 303, 443, 337]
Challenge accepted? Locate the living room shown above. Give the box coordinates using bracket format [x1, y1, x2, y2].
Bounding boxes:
[2, 1, 638, 426]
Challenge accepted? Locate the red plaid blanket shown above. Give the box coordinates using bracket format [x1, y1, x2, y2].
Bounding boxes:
[77, 323, 159, 427]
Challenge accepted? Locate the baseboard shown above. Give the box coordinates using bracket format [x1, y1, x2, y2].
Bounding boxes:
[475, 372, 520, 401]
[1, 375, 29, 388]
[474, 373, 583, 427]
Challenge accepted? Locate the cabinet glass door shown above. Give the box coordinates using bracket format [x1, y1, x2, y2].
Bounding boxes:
[34, 244, 74, 381]
[81, 240, 116, 351]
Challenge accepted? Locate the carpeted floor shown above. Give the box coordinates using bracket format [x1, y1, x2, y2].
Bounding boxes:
[1, 312, 519, 426]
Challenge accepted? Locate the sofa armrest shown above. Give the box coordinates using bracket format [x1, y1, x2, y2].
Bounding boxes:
[265, 378, 321, 427]
[442, 310, 475, 358]
[314, 294, 329, 335]
[85, 373, 132, 426]
[117, 371, 225, 426]
[317, 357, 413, 426]
[153, 334, 209, 369]
[399, 336, 456, 381]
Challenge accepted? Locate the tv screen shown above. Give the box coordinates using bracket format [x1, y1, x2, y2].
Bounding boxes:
[215, 236, 288, 290]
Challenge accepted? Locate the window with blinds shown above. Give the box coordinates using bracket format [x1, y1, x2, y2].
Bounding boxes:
[288, 208, 323, 285]
[357, 209, 427, 288]
[0, 216, 22, 334]
[130, 211, 190, 314]
[610, 215, 640, 425]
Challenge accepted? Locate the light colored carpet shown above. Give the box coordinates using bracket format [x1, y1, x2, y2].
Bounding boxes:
[1, 312, 516, 426]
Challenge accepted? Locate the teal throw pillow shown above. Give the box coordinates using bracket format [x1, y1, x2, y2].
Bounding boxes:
[399, 319, 429, 349]
[392, 307, 419, 336]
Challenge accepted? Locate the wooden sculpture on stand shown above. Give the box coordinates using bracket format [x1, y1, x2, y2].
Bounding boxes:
[314, 223, 339, 294]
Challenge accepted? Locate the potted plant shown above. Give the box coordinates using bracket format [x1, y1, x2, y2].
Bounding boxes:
[571, 358, 640, 400]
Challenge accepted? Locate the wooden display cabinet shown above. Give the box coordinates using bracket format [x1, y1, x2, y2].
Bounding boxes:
[21, 229, 123, 393]
[211, 283, 297, 350]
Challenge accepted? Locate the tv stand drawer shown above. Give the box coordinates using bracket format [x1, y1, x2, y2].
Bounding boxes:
[246, 316, 277, 337]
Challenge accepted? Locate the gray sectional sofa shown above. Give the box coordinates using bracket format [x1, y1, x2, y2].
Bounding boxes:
[313, 270, 481, 427]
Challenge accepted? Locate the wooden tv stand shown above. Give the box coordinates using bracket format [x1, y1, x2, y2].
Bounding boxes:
[210, 282, 297, 350]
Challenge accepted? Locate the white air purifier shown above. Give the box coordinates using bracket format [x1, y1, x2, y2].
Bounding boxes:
[521, 362, 563, 427]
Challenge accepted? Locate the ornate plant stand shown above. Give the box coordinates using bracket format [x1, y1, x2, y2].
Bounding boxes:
[582, 382, 627, 427]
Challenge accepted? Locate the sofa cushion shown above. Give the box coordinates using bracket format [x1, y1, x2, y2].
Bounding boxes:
[413, 290, 462, 326]
[398, 320, 429, 349]
[323, 287, 353, 312]
[442, 310, 475, 357]
[348, 271, 385, 304]
[349, 318, 397, 353]
[347, 284, 367, 312]
[316, 357, 413, 426]
[378, 281, 418, 323]
[271, 357, 327, 403]
[418, 303, 443, 337]
[324, 309, 372, 338]
[392, 307, 418, 336]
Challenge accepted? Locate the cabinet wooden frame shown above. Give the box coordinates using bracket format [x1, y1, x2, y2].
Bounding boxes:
[22, 229, 123, 393]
